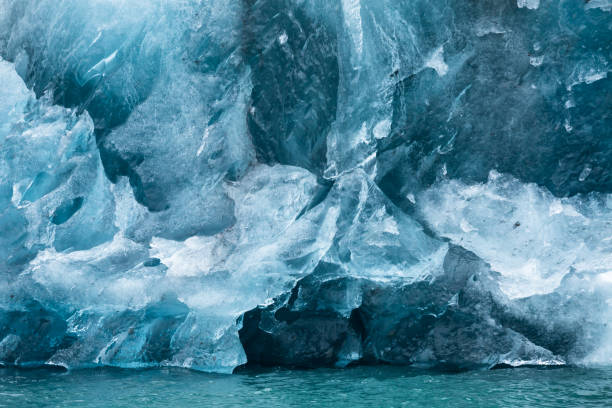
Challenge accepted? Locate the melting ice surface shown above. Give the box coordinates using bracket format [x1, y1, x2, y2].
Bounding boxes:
[0, 0, 611, 372]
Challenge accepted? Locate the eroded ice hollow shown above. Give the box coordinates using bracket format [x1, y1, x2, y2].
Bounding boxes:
[0, 0, 611, 372]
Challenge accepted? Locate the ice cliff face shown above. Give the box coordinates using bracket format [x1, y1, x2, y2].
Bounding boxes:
[0, 0, 610, 372]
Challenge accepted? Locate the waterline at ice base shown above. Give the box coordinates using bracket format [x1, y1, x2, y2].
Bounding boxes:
[0, 0, 611, 374]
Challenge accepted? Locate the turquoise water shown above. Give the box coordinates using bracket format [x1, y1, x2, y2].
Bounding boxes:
[1, 366, 610, 407]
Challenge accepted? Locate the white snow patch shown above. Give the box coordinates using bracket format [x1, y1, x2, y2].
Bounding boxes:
[373, 119, 391, 140]
[529, 55, 543, 67]
[418, 171, 612, 299]
[585, 0, 612, 12]
[475, 24, 506, 37]
[278, 32, 288, 45]
[517, 0, 540, 10]
[425, 46, 448, 77]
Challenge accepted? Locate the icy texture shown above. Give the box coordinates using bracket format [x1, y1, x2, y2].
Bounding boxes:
[418, 171, 612, 300]
[241, 245, 564, 369]
[0, 57, 329, 371]
[0, 59, 114, 270]
[418, 171, 612, 362]
[0, 0, 611, 372]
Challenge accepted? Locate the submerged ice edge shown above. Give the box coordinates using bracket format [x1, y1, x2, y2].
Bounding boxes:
[1, 0, 611, 372]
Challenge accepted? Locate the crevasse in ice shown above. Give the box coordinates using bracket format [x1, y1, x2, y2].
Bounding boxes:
[0, 0, 610, 372]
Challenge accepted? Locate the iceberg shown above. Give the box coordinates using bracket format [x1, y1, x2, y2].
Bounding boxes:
[0, 0, 610, 372]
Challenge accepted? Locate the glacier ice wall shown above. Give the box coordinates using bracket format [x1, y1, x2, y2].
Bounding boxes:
[0, 0, 610, 371]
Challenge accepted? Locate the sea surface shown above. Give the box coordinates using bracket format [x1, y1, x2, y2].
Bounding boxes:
[1, 366, 610, 407]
